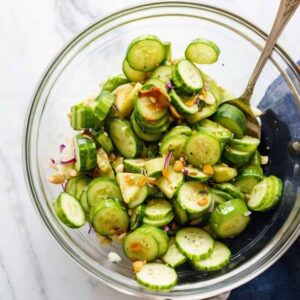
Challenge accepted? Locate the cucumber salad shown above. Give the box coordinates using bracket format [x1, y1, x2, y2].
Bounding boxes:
[49, 35, 283, 291]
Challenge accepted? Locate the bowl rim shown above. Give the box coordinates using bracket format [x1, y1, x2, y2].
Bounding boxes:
[23, 2, 300, 299]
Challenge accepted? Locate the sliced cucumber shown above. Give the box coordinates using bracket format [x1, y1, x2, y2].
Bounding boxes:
[70, 104, 97, 130]
[134, 109, 169, 132]
[177, 181, 211, 214]
[144, 78, 168, 93]
[145, 199, 173, 220]
[172, 199, 188, 226]
[107, 118, 142, 158]
[79, 188, 90, 214]
[229, 136, 260, 152]
[97, 148, 115, 179]
[234, 165, 263, 193]
[249, 151, 262, 165]
[185, 38, 220, 64]
[74, 177, 91, 199]
[126, 35, 166, 71]
[212, 165, 237, 183]
[160, 134, 188, 159]
[87, 177, 123, 206]
[116, 173, 148, 206]
[213, 104, 247, 138]
[131, 114, 162, 142]
[162, 238, 187, 268]
[147, 185, 160, 196]
[213, 183, 244, 200]
[123, 230, 159, 262]
[192, 242, 231, 271]
[143, 211, 174, 227]
[169, 89, 198, 115]
[112, 156, 124, 172]
[122, 59, 147, 82]
[123, 158, 148, 173]
[188, 213, 208, 225]
[183, 165, 211, 182]
[209, 199, 250, 238]
[263, 176, 283, 211]
[161, 125, 192, 142]
[185, 132, 221, 166]
[73, 134, 97, 172]
[175, 227, 214, 260]
[130, 205, 145, 230]
[93, 128, 114, 153]
[53, 192, 86, 228]
[144, 157, 164, 177]
[209, 188, 233, 205]
[156, 167, 184, 199]
[65, 177, 79, 197]
[137, 225, 169, 257]
[102, 74, 129, 92]
[163, 42, 172, 64]
[136, 263, 177, 291]
[173, 59, 203, 94]
[194, 119, 233, 143]
[224, 145, 252, 165]
[150, 65, 173, 83]
[92, 91, 115, 122]
[89, 198, 123, 221]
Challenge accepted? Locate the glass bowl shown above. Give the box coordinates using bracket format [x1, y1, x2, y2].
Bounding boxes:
[23, 2, 300, 299]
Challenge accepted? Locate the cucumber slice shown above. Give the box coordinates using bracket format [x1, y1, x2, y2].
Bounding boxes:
[230, 136, 260, 152]
[112, 156, 124, 172]
[185, 38, 220, 64]
[65, 177, 79, 197]
[192, 242, 231, 271]
[175, 227, 214, 260]
[116, 173, 148, 206]
[147, 185, 160, 196]
[150, 65, 173, 83]
[156, 167, 184, 199]
[160, 134, 188, 159]
[248, 176, 282, 211]
[213, 104, 247, 138]
[185, 132, 221, 166]
[162, 238, 187, 268]
[74, 177, 91, 199]
[162, 125, 192, 142]
[169, 89, 198, 115]
[102, 74, 129, 92]
[177, 181, 211, 214]
[201, 71, 223, 103]
[145, 199, 173, 220]
[212, 165, 237, 183]
[112, 83, 142, 118]
[188, 213, 208, 225]
[163, 42, 172, 64]
[249, 151, 262, 165]
[87, 177, 123, 206]
[213, 183, 244, 200]
[107, 119, 142, 158]
[172, 199, 188, 226]
[126, 35, 166, 71]
[79, 189, 90, 214]
[97, 148, 115, 179]
[234, 165, 263, 193]
[92, 91, 115, 122]
[136, 263, 177, 291]
[123, 231, 159, 262]
[143, 211, 174, 227]
[131, 114, 162, 142]
[53, 192, 86, 228]
[122, 59, 147, 82]
[224, 145, 252, 164]
[173, 59, 203, 93]
[186, 96, 217, 124]
[134, 109, 169, 132]
[130, 205, 145, 230]
[123, 158, 148, 173]
[184, 165, 211, 182]
[194, 119, 233, 143]
[209, 199, 250, 238]
[209, 188, 233, 205]
[70, 104, 97, 130]
[137, 225, 169, 257]
[73, 134, 97, 172]
[144, 157, 164, 177]
[93, 128, 114, 153]
[144, 78, 168, 93]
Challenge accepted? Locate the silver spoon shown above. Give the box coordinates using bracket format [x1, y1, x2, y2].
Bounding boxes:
[224, 0, 300, 138]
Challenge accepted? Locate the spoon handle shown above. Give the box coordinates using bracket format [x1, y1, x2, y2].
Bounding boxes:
[243, 0, 300, 102]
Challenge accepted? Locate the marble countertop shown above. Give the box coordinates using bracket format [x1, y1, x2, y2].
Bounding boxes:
[0, 1, 299, 299]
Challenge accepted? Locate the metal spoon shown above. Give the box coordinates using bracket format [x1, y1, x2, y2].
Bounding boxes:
[224, 0, 300, 138]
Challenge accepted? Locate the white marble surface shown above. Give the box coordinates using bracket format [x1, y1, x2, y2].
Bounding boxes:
[0, 1, 299, 299]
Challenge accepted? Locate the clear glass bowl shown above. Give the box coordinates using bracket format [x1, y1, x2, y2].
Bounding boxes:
[23, 2, 300, 299]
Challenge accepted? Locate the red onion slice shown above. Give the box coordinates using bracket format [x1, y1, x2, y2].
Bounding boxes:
[60, 140, 76, 164]
[183, 168, 189, 176]
[59, 144, 66, 153]
[164, 152, 172, 169]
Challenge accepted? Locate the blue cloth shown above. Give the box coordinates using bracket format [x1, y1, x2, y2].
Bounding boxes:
[229, 64, 300, 300]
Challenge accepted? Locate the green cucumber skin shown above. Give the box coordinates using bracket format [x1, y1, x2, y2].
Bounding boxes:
[102, 74, 129, 92]
[93, 129, 114, 153]
[143, 211, 174, 227]
[130, 205, 145, 230]
[169, 89, 198, 115]
[161, 125, 192, 142]
[70, 104, 97, 130]
[172, 199, 188, 226]
[122, 59, 147, 82]
[223, 145, 252, 165]
[93, 91, 115, 122]
[213, 183, 244, 200]
[123, 158, 147, 173]
[186, 102, 217, 124]
[159, 134, 188, 159]
[144, 199, 173, 220]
